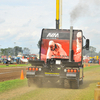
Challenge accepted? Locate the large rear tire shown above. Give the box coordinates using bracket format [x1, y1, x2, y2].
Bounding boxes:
[71, 78, 79, 89]
[28, 78, 34, 87]
[79, 79, 83, 85]
[36, 78, 42, 88]
[64, 79, 71, 89]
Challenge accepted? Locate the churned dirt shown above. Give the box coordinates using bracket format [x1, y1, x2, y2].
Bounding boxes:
[0, 67, 27, 82]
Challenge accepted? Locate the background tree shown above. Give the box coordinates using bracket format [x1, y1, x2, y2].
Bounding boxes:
[1, 46, 28, 56]
[37, 39, 41, 48]
[83, 46, 97, 57]
[23, 47, 30, 54]
[14, 46, 23, 56]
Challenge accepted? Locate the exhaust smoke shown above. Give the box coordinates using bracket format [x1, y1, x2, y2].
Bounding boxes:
[70, 0, 100, 25]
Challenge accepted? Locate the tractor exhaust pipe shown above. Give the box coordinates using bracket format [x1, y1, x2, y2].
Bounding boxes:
[69, 26, 73, 62]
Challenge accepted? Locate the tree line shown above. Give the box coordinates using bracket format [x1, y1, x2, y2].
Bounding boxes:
[83, 46, 100, 57]
[0, 46, 30, 56]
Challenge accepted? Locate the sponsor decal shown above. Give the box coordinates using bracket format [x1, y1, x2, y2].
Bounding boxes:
[45, 72, 59, 76]
[46, 33, 59, 38]
[51, 55, 69, 58]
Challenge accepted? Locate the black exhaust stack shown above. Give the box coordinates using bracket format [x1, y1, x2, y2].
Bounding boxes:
[69, 26, 73, 62]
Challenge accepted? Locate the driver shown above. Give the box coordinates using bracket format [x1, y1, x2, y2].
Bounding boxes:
[46, 40, 67, 59]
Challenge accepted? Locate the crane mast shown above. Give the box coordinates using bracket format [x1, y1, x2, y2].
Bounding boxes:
[56, 0, 62, 29]
[56, 0, 59, 29]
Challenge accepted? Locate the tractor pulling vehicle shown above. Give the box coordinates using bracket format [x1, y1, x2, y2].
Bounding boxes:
[26, 27, 89, 89]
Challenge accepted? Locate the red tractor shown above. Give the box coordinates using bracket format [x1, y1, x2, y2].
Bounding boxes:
[26, 27, 89, 89]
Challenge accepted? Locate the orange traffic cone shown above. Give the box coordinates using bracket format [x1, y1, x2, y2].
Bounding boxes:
[20, 70, 24, 80]
[83, 64, 86, 68]
[88, 64, 90, 67]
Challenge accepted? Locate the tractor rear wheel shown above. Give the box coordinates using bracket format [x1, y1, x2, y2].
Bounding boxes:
[28, 78, 34, 87]
[64, 79, 71, 89]
[71, 78, 79, 89]
[36, 78, 42, 88]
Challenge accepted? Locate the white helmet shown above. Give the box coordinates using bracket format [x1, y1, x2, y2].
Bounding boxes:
[77, 32, 82, 38]
[49, 41, 55, 46]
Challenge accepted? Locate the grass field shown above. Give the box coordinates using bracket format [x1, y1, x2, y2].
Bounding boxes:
[0, 64, 31, 68]
[0, 79, 27, 93]
[84, 64, 100, 71]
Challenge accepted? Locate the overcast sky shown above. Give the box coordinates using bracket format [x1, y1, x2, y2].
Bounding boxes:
[0, 0, 100, 54]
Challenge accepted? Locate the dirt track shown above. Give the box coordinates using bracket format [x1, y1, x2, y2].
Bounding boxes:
[0, 67, 26, 82]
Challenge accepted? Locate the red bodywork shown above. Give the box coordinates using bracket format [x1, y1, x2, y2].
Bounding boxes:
[40, 29, 82, 63]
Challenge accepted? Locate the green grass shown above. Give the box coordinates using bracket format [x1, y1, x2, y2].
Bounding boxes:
[0, 78, 27, 93]
[0, 64, 31, 68]
[83, 65, 100, 71]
